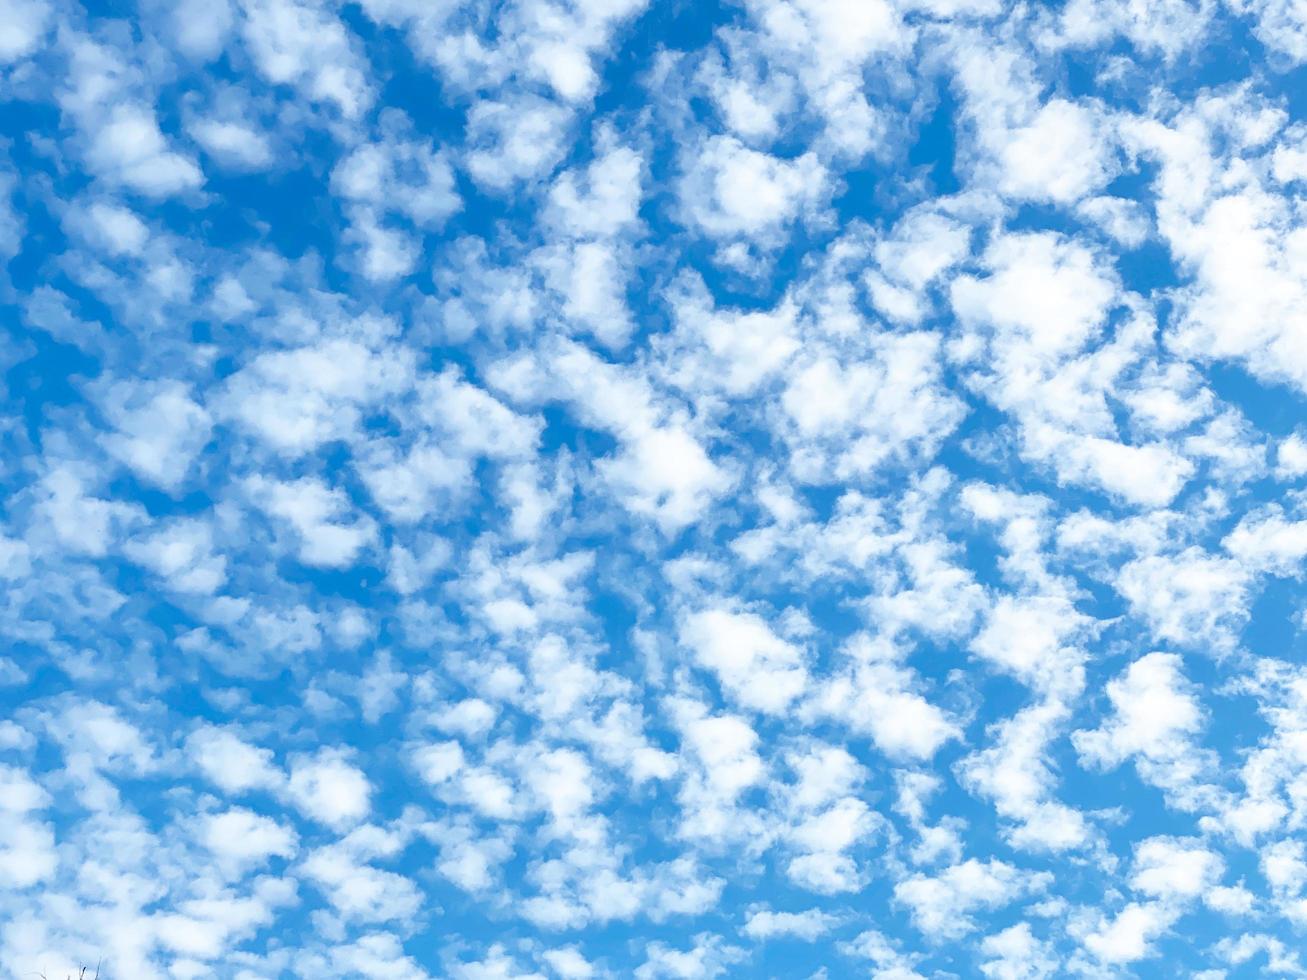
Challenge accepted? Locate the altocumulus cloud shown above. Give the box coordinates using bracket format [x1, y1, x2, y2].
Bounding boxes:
[5, 0, 1307, 977]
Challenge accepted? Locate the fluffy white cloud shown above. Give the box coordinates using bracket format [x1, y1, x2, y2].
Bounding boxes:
[680, 608, 808, 714]
[979, 923, 1058, 980]
[1275, 432, 1307, 479]
[0, 0, 50, 62]
[1242, 0, 1307, 62]
[286, 750, 372, 828]
[302, 828, 422, 923]
[201, 807, 298, 868]
[998, 99, 1114, 203]
[742, 906, 838, 940]
[96, 379, 212, 488]
[240, 0, 372, 117]
[952, 231, 1117, 362]
[1224, 508, 1307, 575]
[125, 518, 227, 593]
[1130, 836, 1224, 901]
[8, 1, 1307, 976]
[85, 104, 204, 196]
[812, 636, 958, 761]
[466, 96, 572, 190]
[781, 333, 965, 482]
[1075, 653, 1203, 766]
[547, 145, 644, 238]
[957, 699, 1092, 853]
[635, 934, 745, 979]
[247, 475, 377, 568]
[895, 859, 1049, 940]
[1073, 652, 1218, 812]
[219, 339, 413, 455]
[0, 764, 57, 888]
[188, 117, 273, 169]
[672, 701, 766, 845]
[188, 726, 285, 794]
[1116, 552, 1249, 649]
[1082, 902, 1178, 965]
[680, 136, 829, 239]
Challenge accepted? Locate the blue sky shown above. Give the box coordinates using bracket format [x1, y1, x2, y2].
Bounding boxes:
[4, 0, 1307, 977]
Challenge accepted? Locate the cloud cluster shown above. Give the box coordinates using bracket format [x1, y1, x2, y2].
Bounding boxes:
[3, 0, 1307, 977]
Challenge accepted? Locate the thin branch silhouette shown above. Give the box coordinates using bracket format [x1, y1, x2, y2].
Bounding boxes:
[37, 960, 101, 980]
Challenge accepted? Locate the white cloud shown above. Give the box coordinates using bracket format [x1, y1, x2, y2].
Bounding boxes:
[73, 201, 150, 256]
[125, 519, 227, 594]
[200, 807, 297, 868]
[536, 239, 634, 348]
[85, 104, 204, 197]
[332, 134, 459, 281]
[979, 923, 1058, 980]
[1075, 653, 1203, 766]
[547, 144, 644, 238]
[188, 118, 273, 170]
[96, 379, 213, 489]
[635, 934, 745, 980]
[1116, 552, 1249, 649]
[680, 136, 829, 239]
[1275, 432, 1307, 479]
[780, 333, 966, 482]
[786, 796, 877, 893]
[719, 0, 907, 159]
[333, 138, 459, 228]
[680, 608, 808, 714]
[0, 764, 57, 888]
[1242, 0, 1307, 62]
[957, 699, 1092, 853]
[812, 637, 958, 761]
[1224, 508, 1307, 575]
[302, 932, 433, 980]
[219, 339, 414, 455]
[166, 0, 235, 60]
[465, 96, 572, 191]
[188, 726, 285, 794]
[1044, 0, 1213, 57]
[998, 99, 1114, 203]
[344, 214, 419, 282]
[672, 701, 765, 845]
[895, 859, 1048, 939]
[866, 210, 972, 323]
[969, 594, 1088, 694]
[302, 829, 422, 923]
[34, 465, 143, 557]
[600, 423, 732, 533]
[1073, 652, 1219, 812]
[286, 750, 372, 828]
[1146, 148, 1307, 393]
[1130, 836, 1224, 901]
[541, 947, 594, 979]
[838, 929, 926, 978]
[1022, 425, 1195, 507]
[247, 475, 376, 568]
[423, 818, 513, 894]
[952, 231, 1117, 363]
[1082, 902, 1178, 965]
[0, 0, 50, 63]
[662, 284, 800, 396]
[239, 0, 372, 117]
[742, 906, 838, 940]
